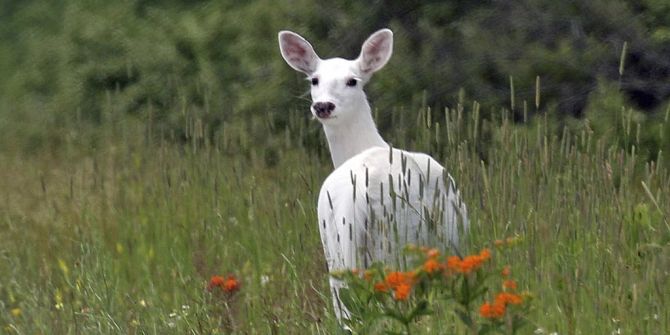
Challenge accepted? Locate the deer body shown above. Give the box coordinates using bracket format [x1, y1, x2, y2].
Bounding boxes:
[279, 29, 468, 321]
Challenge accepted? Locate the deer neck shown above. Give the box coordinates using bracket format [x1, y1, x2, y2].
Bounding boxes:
[322, 104, 387, 168]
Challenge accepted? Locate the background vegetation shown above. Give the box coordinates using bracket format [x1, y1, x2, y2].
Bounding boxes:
[0, 0, 669, 334]
[1, 0, 670, 158]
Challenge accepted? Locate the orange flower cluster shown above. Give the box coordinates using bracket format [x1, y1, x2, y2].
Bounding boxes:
[479, 301, 505, 319]
[374, 271, 416, 301]
[479, 292, 524, 319]
[503, 279, 517, 290]
[209, 275, 241, 294]
[446, 249, 491, 274]
[423, 258, 441, 273]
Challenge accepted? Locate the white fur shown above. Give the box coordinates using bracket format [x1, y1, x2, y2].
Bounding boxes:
[279, 29, 468, 322]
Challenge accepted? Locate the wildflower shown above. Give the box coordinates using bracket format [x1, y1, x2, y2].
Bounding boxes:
[209, 275, 241, 294]
[260, 275, 270, 286]
[54, 288, 64, 310]
[501, 266, 511, 277]
[445, 249, 491, 274]
[495, 292, 523, 305]
[446, 256, 461, 271]
[385, 271, 409, 288]
[426, 248, 440, 258]
[423, 258, 441, 274]
[208, 275, 226, 291]
[380, 271, 415, 300]
[394, 283, 412, 301]
[11, 308, 21, 317]
[503, 279, 517, 290]
[223, 276, 241, 293]
[480, 301, 505, 319]
[373, 282, 389, 293]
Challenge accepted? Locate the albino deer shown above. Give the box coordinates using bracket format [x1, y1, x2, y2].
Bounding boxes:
[278, 29, 468, 322]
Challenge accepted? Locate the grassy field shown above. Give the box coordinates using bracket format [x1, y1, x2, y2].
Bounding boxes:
[1, 101, 669, 334]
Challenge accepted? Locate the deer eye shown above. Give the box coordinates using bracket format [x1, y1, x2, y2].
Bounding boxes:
[311, 78, 319, 86]
[346, 78, 357, 87]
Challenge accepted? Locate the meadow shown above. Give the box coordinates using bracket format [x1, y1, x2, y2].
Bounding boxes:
[1, 98, 669, 334]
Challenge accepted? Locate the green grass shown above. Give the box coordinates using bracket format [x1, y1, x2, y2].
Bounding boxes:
[1, 102, 668, 334]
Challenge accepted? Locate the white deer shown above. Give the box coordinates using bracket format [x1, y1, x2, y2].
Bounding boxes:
[278, 28, 468, 322]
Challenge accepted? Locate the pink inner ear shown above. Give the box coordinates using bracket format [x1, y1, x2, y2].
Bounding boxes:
[366, 37, 385, 55]
[285, 38, 307, 57]
[368, 34, 391, 56]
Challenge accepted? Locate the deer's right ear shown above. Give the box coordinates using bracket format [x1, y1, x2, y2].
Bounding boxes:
[357, 29, 393, 76]
[278, 31, 320, 75]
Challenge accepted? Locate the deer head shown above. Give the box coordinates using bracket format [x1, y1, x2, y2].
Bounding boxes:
[278, 29, 393, 126]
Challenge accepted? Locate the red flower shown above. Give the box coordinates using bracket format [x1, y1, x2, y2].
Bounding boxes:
[209, 275, 241, 294]
[480, 301, 506, 319]
[208, 275, 226, 290]
[223, 275, 241, 293]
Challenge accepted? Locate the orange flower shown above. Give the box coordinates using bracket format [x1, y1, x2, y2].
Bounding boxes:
[479, 301, 505, 319]
[459, 256, 478, 273]
[495, 292, 523, 305]
[373, 281, 389, 293]
[446, 256, 461, 272]
[423, 258, 441, 274]
[223, 275, 240, 293]
[426, 248, 440, 258]
[393, 283, 412, 301]
[381, 271, 415, 300]
[445, 249, 491, 274]
[208, 275, 226, 290]
[501, 266, 511, 277]
[209, 275, 240, 294]
[503, 279, 517, 290]
[385, 271, 409, 288]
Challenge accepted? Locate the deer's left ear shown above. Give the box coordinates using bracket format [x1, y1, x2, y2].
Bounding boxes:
[279, 31, 320, 75]
[357, 29, 393, 76]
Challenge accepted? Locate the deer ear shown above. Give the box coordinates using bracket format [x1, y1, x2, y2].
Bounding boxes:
[278, 31, 320, 75]
[357, 29, 393, 76]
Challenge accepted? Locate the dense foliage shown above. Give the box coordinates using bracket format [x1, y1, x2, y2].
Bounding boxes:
[1, 0, 669, 159]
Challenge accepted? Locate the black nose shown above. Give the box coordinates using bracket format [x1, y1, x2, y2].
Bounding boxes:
[312, 102, 335, 118]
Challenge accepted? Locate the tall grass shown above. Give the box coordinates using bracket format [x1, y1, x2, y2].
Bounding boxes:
[0, 97, 668, 334]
